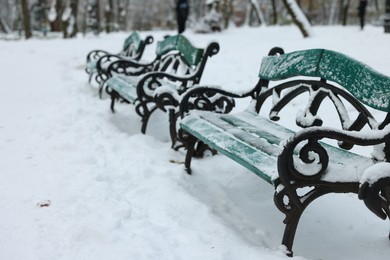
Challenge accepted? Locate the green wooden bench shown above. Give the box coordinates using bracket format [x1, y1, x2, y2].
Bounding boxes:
[104, 34, 219, 135]
[178, 47, 390, 257]
[85, 31, 153, 85]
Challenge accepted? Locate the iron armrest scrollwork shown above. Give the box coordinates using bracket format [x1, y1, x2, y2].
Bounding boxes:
[149, 71, 207, 113]
[86, 49, 113, 63]
[95, 54, 125, 72]
[137, 71, 200, 106]
[106, 58, 154, 78]
[95, 54, 127, 85]
[278, 126, 390, 187]
[178, 85, 262, 118]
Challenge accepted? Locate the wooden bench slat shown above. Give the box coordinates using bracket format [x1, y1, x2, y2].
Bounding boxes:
[220, 111, 292, 145]
[86, 61, 97, 73]
[181, 110, 375, 185]
[106, 75, 138, 103]
[204, 113, 282, 156]
[221, 112, 373, 171]
[181, 114, 278, 185]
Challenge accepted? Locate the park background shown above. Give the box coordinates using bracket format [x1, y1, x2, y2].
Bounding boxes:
[1, 1, 390, 260]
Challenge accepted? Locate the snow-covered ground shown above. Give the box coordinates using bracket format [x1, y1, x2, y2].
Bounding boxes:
[1, 25, 390, 260]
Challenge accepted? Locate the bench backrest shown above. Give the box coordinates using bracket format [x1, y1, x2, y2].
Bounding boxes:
[121, 31, 153, 60]
[146, 34, 219, 87]
[259, 49, 390, 112]
[155, 35, 204, 66]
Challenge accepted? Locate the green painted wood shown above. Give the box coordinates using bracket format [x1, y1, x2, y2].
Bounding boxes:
[220, 111, 368, 167]
[180, 110, 374, 185]
[180, 114, 279, 186]
[106, 75, 138, 103]
[259, 49, 390, 112]
[155, 35, 203, 66]
[123, 31, 143, 52]
[87, 61, 97, 73]
[259, 49, 323, 80]
[319, 50, 390, 113]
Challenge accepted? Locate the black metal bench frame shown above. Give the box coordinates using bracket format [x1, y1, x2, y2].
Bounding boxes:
[85, 31, 153, 87]
[178, 47, 390, 257]
[103, 35, 220, 136]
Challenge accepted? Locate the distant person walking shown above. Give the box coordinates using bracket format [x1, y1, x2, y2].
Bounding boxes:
[176, 0, 189, 34]
[358, 0, 368, 30]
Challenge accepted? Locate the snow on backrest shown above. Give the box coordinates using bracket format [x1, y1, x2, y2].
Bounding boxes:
[155, 35, 204, 66]
[123, 31, 142, 53]
[259, 49, 390, 112]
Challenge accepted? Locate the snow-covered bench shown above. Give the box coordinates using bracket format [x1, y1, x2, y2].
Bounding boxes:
[105, 34, 219, 134]
[178, 47, 390, 257]
[85, 31, 153, 86]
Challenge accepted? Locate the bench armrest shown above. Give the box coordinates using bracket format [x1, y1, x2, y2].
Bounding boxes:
[106, 58, 155, 77]
[276, 125, 390, 222]
[137, 71, 205, 108]
[177, 85, 262, 118]
[278, 125, 390, 185]
[94, 54, 128, 85]
[95, 54, 126, 72]
[86, 49, 115, 63]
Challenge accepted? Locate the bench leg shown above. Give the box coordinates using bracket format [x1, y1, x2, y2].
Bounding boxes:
[140, 106, 158, 134]
[359, 176, 390, 241]
[273, 190, 302, 257]
[184, 134, 197, 175]
[274, 185, 339, 257]
[110, 90, 119, 113]
[99, 79, 107, 99]
[281, 210, 302, 257]
[88, 73, 93, 84]
[168, 109, 179, 149]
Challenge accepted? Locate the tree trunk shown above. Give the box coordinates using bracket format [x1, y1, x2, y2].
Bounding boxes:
[50, 0, 64, 32]
[271, 0, 278, 24]
[384, 0, 390, 33]
[105, 0, 114, 33]
[221, 0, 233, 29]
[282, 0, 312, 38]
[0, 16, 12, 34]
[20, 0, 32, 39]
[247, 0, 266, 26]
[328, 0, 338, 25]
[341, 0, 350, 26]
[69, 0, 79, 37]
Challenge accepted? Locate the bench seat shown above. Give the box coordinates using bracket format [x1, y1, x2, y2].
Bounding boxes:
[181, 110, 374, 186]
[106, 75, 139, 103]
[107, 74, 180, 105]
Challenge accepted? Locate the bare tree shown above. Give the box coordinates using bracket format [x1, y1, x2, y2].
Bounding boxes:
[0, 16, 12, 33]
[247, 0, 265, 26]
[328, 0, 339, 25]
[341, 0, 350, 25]
[282, 0, 312, 37]
[20, 0, 32, 39]
[221, 0, 233, 28]
[271, 0, 278, 24]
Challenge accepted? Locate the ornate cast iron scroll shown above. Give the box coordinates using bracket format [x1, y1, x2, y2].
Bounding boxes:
[276, 124, 390, 255]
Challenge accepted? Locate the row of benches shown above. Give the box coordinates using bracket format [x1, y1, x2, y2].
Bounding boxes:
[86, 32, 390, 257]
